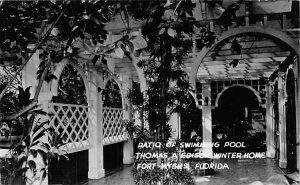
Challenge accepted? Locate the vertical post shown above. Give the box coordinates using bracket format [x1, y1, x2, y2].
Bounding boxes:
[22, 50, 52, 185]
[123, 75, 134, 164]
[282, 14, 287, 30]
[266, 81, 275, 158]
[22, 50, 40, 95]
[263, 15, 268, 26]
[294, 57, 300, 170]
[202, 82, 213, 157]
[88, 71, 105, 179]
[245, 3, 249, 27]
[209, 21, 214, 33]
[169, 112, 180, 140]
[278, 72, 287, 168]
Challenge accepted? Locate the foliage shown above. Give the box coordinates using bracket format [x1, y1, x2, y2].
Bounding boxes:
[0, 1, 113, 183]
[133, 0, 217, 141]
[132, 164, 194, 185]
[0, 86, 45, 140]
[0, 0, 117, 104]
[0, 86, 66, 185]
[0, 119, 67, 185]
[51, 64, 87, 105]
[103, 79, 122, 108]
[123, 0, 219, 184]
[0, 0, 111, 58]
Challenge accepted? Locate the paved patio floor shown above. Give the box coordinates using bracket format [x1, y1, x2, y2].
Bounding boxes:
[82, 159, 285, 185]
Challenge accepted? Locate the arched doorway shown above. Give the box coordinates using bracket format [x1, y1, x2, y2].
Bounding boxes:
[213, 85, 265, 152]
[49, 63, 89, 184]
[285, 69, 297, 172]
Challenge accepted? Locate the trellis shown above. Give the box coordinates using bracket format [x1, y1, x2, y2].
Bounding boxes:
[48, 102, 91, 153]
[103, 107, 128, 145]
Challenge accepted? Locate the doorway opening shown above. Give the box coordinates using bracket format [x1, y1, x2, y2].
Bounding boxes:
[212, 85, 266, 153]
[285, 69, 297, 172]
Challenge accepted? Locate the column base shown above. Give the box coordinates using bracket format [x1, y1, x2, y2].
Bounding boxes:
[123, 140, 134, 164]
[202, 147, 213, 158]
[266, 146, 276, 158]
[279, 159, 287, 168]
[123, 156, 134, 164]
[88, 169, 105, 179]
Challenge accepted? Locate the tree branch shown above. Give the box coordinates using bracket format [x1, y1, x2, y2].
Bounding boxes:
[34, 54, 52, 101]
[4, 101, 38, 121]
[0, 3, 70, 101]
[2, 53, 52, 122]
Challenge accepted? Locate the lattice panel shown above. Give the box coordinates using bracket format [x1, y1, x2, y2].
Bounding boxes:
[103, 107, 128, 145]
[48, 103, 91, 153]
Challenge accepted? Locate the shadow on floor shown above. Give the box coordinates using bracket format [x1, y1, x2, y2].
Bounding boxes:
[82, 159, 286, 185]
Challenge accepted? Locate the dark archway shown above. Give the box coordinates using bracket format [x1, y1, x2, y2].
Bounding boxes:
[103, 79, 123, 174]
[286, 69, 297, 172]
[49, 64, 88, 185]
[103, 79, 122, 108]
[212, 86, 265, 152]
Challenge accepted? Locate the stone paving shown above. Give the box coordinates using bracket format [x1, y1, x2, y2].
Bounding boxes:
[83, 159, 284, 185]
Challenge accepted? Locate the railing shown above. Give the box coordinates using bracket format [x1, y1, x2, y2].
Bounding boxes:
[48, 102, 91, 153]
[103, 107, 128, 145]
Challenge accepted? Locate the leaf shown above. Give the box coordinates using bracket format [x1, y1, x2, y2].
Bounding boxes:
[72, 26, 79, 32]
[41, 168, 47, 181]
[32, 120, 49, 133]
[50, 27, 59, 36]
[158, 27, 165, 35]
[231, 39, 242, 54]
[23, 86, 32, 105]
[211, 52, 218, 60]
[164, 0, 174, 7]
[126, 41, 134, 53]
[163, 9, 176, 20]
[229, 59, 239, 68]
[30, 140, 40, 148]
[14, 156, 27, 172]
[30, 150, 38, 158]
[167, 28, 175, 37]
[30, 109, 47, 116]
[115, 47, 124, 58]
[27, 160, 36, 171]
[31, 130, 46, 145]
[91, 55, 100, 64]
[40, 142, 50, 151]
[106, 57, 115, 73]
[131, 35, 147, 50]
[45, 74, 57, 83]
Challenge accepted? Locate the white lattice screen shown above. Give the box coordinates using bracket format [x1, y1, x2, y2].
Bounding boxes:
[103, 107, 128, 145]
[48, 103, 91, 153]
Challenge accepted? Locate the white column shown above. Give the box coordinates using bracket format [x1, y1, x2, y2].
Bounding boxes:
[22, 50, 40, 95]
[88, 72, 105, 179]
[122, 75, 134, 164]
[266, 81, 276, 158]
[22, 50, 52, 185]
[202, 82, 213, 157]
[168, 112, 181, 140]
[278, 72, 287, 168]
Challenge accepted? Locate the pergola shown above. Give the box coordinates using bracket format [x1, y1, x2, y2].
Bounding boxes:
[0, 1, 299, 184]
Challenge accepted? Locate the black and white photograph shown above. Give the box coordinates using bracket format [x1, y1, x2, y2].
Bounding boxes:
[0, 0, 299, 184]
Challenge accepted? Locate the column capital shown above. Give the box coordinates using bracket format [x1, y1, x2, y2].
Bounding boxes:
[198, 79, 211, 85]
[277, 71, 286, 78]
